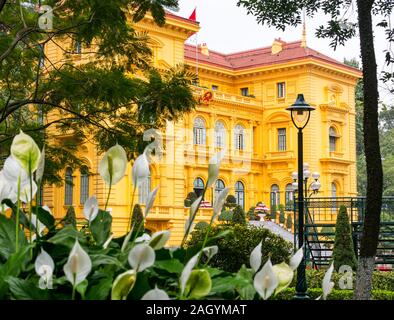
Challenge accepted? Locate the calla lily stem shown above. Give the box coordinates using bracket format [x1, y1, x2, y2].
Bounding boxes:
[127, 185, 137, 232]
[15, 175, 21, 252]
[104, 177, 112, 211]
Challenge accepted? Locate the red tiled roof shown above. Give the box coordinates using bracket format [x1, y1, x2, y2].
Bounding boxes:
[185, 41, 360, 74]
[165, 11, 199, 25]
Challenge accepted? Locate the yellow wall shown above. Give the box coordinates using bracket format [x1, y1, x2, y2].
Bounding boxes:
[42, 14, 360, 245]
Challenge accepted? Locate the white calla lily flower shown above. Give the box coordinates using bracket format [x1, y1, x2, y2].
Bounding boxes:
[144, 186, 159, 217]
[180, 252, 199, 295]
[131, 153, 150, 187]
[135, 233, 151, 244]
[322, 263, 335, 300]
[250, 241, 262, 273]
[20, 180, 37, 203]
[103, 234, 114, 249]
[272, 262, 294, 295]
[207, 150, 225, 188]
[202, 245, 218, 261]
[149, 230, 170, 250]
[190, 196, 202, 217]
[0, 171, 17, 209]
[2, 156, 29, 186]
[35, 248, 54, 289]
[253, 258, 279, 300]
[98, 144, 127, 186]
[184, 218, 194, 234]
[63, 240, 92, 287]
[289, 246, 304, 271]
[83, 196, 99, 222]
[111, 270, 137, 300]
[11, 130, 41, 174]
[213, 187, 229, 220]
[141, 286, 170, 300]
[128, 243, 155, 272]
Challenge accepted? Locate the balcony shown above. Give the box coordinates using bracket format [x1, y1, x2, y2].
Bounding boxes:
[192, 86, 262, 108]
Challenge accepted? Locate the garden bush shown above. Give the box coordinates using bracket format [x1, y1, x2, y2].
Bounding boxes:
[279, 206, 285, 225]
[184, 191, 198, 207]
[232, 205, 246, 224]
[286, 214, 292, 230]
[332, 205, 357, 271]
[187, 224, 293, 272]
[218, 210, 233, 223]
[131, 204, 144, 230]
[224, 195, 237, 209]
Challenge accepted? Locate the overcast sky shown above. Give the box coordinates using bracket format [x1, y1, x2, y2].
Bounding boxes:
[170, 0, 393, 105]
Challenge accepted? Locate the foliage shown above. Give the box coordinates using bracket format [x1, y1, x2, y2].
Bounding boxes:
[279, 207, 285, 224]
[224, 195, 237, 209]
[187, 224, 293, 273]
[247, 206, 260, 221]
[184, 191, 198, 208]
[131, 204, 144, 230]
[0, 0, 196, 184]
[231, 205, 246, 225]
[194, 221, 209, 231]
[286, 214, 292, 230]
[332, 206, 357, 271]
[218, 210, 233, 223]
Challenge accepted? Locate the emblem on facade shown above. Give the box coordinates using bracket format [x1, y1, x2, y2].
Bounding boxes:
[199, 91, 213, 105]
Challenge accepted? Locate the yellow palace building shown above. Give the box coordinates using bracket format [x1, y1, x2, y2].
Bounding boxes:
[43, 12, 361, 245]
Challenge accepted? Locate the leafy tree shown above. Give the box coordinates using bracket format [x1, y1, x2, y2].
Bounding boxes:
[332, 206, 357, 272]
[63, 205, 76, 228]
[0, 0, 196, 184]
[231, 205, 246, 225]
[236, 0, 387, 299]
[184, 191, 198, 207]
[224, 195, 237, 210]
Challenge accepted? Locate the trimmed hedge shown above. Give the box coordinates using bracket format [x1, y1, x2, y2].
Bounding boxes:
[292, 270, 394, 291]
[274, 287, 394, 300]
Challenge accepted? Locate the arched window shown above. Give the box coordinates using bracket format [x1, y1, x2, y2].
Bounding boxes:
[80, 166, 89, 204]
[285, 183, 293, 206]
[193, 117, 206, 145]
[270, 184, 280, 211]
[214, 179, 225, 201]
[234, 124, 245, 151]
[65, 167, 73, 206]
[139, 174, 151, 204]
[193, 177, 205, 198]
[331, 183, 337, 198]
[215, 121, 226, 148]
[235, 181, 245, 209]
[329, 127, 339, 152]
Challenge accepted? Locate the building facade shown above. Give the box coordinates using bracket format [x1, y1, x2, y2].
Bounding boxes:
[43, 13, 361, 245]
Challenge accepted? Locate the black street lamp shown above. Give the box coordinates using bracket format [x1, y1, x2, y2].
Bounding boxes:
[286, 94, 315, 300]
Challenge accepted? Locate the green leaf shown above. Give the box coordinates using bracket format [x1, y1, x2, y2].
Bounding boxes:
[76, 279, 88, 300]
[234, 265, 256, 300]
[210, 276, 239, 294]
[206, 267, 226, 278]
[153, 259, 184, 274]
[47, 225, 86, 249]
[6, 277, 50, 300]
[0, 214, 28, 260]
[34, 206, 55, 229]
[184, 269, 212, 299]
[90, 253, 124, 269]
[90, 210, 112, 246]
[86, 276, 113, 300]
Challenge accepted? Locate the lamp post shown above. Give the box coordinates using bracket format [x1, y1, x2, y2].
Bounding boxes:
[286, 94, 315, 300]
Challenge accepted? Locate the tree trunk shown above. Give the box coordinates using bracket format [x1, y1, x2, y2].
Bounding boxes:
[354, 0, 384, 300]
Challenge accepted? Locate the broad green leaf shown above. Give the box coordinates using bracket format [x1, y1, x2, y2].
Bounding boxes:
[235, 265, 256, 300]
[76, 279, 89, 300]
[85, 276, 113, 300]
[90, 210, 112, 246]
[34, 206, 55, 229]
[47, 225, 86, 249]
[6, 277, 50, 300]
[90, 254, 124, 269]
[0, 214, 28, 260]
[153, 259, 184, 274]
[184, 269, 212, 299]
[210, 276, 239, 294]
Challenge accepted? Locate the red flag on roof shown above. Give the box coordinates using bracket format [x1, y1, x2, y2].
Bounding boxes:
[189, 7, 196, 21]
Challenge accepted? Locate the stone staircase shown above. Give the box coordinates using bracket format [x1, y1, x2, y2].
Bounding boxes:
[249, 220, 294, 243]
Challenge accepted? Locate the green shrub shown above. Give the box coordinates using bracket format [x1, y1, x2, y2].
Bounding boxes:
[64, 206, 77, 228]
[332, 205, 357, 271]
[247, 206, 256, 220]
[225, 195, 237, 209]
[195, 221, 209, 230]
[184, 191, 198, 207]
[286, 214, 292, 229]
[187, 224, 293, 273]
[232, 205, 246, 225]
[218, 210, 233, 222]
[279, 206, 285, 224]
[274, 287, 394, 300]
[132, 204, 144, 229]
